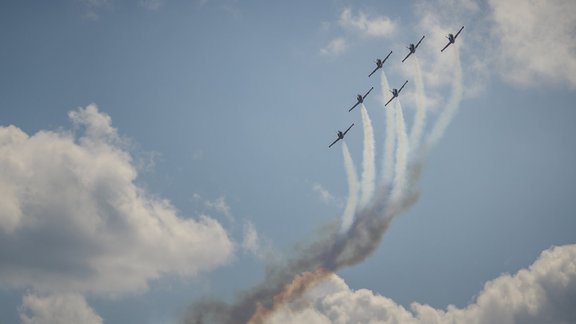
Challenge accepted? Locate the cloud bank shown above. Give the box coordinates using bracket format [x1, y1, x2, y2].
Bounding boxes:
[489, 0, 576, 88]
[0, 104, 234, 296]
[19, 293, 102, 324]
[412, 0, 576, 92]
[320, 37, 347, 56]
[265, 244, 576, 324]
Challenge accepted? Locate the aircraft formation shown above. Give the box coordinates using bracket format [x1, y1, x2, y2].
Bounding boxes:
[329, 26, 464, 148]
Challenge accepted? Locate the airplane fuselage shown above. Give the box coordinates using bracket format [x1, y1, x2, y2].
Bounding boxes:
[441, 27, 463, 52]
[409, 44, 415, 53]
[329, 123, 354, 148]
[357, 95, 363, 103]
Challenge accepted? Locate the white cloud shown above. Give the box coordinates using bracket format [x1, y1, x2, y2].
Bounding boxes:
[320, 37, 348, 56]
[0, 104, 234, 296]
[265, 244, 576, 324]
[338, 8, 397, 38]
[135, 150, 162, 173]
[312, 183, 336, 205]
[204, 196, 232, 218]
[408, 0, 576, 95]
[19, 293, 102, 324]
[489, 0, 576, 88]
[242, 220, 279, 262]
[319, 8, 396, 56]
[242, 221, 261, 256]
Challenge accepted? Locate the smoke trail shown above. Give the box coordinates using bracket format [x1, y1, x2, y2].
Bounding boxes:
[426, 46, 463, 150]
[185, 173, 417, 324]
[381, 70, 396, 185]
[340, 143, 358, 233]
[409, 57, 427, 152]
[248, 269, 332, 324]
[359, 104, 375, 207]
[390, 100, 409, 205]
[185, 46, 462, 324]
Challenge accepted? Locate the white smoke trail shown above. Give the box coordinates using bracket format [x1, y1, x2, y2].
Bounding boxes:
[359, 104, 375, 207]
[409, 57, 427, 152]
[390, 100, 409, 205]
[426, 46, 463, 149]
[340, 143, 358, 233]
[381, 71, 396, 186]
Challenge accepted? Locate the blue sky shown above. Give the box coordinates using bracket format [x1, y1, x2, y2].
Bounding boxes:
[1, 0, 575, 323]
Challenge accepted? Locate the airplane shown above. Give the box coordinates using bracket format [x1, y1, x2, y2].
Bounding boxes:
[402, 35, 425, 63]
[329, 123, 354, 148]
[384, 80, 408, 106]
[441, 26, 464, 52]
[368, 50, 393, 77]
[348, 87, 374, 112]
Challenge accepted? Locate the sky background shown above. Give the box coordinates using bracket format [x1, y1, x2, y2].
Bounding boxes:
[1, 0, 575, 323]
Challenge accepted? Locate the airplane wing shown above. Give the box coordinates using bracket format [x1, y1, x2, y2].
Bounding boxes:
[384, 50, 392, 62]
[385, 96, 394, 107]
[328, 137, 340, 148]
[368, 67, 379, 77]
[401, 51, 412, 63]
[349, 101, 360, 112]
[342, 123, 354, 136]
[415, 35, 425, 49]
[363, 87, 374, 99]
[440, 42, 451, 52]
[398, 80, 408, 93]
[454, 26, 464, 39]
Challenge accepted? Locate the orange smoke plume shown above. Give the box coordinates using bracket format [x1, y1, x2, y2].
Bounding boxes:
[248, 268, 333, 324]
